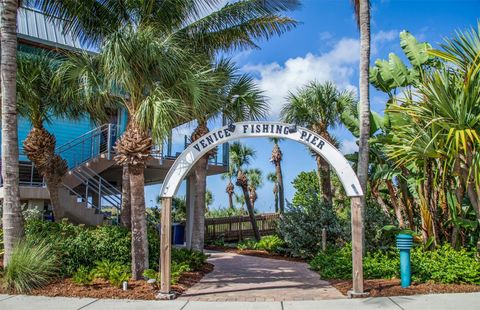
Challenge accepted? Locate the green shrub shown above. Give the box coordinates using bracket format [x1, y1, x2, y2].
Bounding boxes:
[72, 266, 95, 286]
[237, 239, 257, 250]
[256, 235, 285, 252]
[309, 244, 480, 285]
[108, 265, 130, 288]
[411, 244, 480, 284]
[171, 248, 207, 271]
[3, 240, 58, 293]
[24, 219, 160, 275]
[171, 262, 191, 285]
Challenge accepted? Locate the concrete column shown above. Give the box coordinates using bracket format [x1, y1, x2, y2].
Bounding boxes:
[185, 175, 196, 249]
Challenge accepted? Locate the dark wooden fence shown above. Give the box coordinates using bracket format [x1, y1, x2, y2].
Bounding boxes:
[204, 213, 280, 242]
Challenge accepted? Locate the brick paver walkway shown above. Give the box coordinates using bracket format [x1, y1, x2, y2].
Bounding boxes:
[179, 251, 345, 302]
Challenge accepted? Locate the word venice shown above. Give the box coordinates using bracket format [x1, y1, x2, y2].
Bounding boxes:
[192, 123, 326, 153]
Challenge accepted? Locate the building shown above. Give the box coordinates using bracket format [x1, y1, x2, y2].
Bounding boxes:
[0, 6, 228, 242]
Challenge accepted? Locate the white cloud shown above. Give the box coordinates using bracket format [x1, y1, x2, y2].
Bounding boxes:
[244, 38, 360, 119]
[340, 139, 358, 155]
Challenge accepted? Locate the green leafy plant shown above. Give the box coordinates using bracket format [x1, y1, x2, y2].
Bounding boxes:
[108, 265, 130, 288]
[171, 262, 190, 285]
[3, 240, 58, 293]
[93, 259, 118, 280]
[237, 239, 258, 250]
[256, 235, 285, 252]
[72, 266, 95, 286]
[171, 248, 207, 271]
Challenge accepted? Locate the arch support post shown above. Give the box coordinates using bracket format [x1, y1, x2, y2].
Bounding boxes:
[350, 197, 365, 296]
[159, 197, 173, 297]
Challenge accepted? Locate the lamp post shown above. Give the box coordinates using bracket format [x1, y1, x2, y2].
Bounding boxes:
[396, 233, 413, 288]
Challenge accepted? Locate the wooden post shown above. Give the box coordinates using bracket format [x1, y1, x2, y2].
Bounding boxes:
[351, 197, 364, 294]
[160, 197, 172, 294]
[322, 228, 327, 251]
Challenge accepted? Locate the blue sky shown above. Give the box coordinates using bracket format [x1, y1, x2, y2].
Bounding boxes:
[146, 0, 480, 212]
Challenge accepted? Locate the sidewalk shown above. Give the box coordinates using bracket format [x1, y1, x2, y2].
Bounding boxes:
[0, 293, 479, 310]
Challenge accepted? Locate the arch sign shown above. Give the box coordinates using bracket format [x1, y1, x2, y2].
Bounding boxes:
[157, 122, 365, 298]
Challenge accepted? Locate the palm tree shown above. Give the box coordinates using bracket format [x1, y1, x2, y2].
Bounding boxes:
[37, 0, 300, 54]
[189, 60, 267, 251]
[18, 52, 69, 221]
[353, 0, 371, 252]
[230, 142, 261, 241]
[205, 190, 214, 213]
[282, 81, 356, 206]
[57, 27, 191, 280]
[269, 138, 285, 213]
[221, 169, 236, 209]
[267, 172, 279, 213]
[247, 168, 263, 210]
[1, 0, 24, 266]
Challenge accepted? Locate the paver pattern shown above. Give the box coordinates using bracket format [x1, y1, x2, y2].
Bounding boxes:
[179, 251, 345, 301]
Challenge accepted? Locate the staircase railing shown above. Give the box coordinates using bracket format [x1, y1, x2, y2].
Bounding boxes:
[56, 123, 117, 169]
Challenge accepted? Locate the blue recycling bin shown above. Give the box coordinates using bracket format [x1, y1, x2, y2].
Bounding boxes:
[172, 223, 185, 245]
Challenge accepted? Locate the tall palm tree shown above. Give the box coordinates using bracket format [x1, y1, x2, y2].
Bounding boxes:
[37, 0, 300, 53]
[230, 142, 261, 241]
[221, 168, 236, 209]
[189, 60, 267, 251]
[352, 0, 371, 247]
[1, 0, 24, 266]
[205, 190, 214, 213]
[282, 81, 356, 206]
[57, 27, 191, 280]
[266, 172, 279, 213]
[247, 168, 263, 210]
[17, 51, 111, 222]
[269, 138, 285, 213]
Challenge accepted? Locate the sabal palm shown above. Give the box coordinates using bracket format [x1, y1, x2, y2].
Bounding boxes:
[36, 0, 300, 53]
[282, 81, 356, 206]
[57, 26, 191, 279]
[266, 172, 279, 213]
[247, 168, 263, 209]
[269, 138, 285, 213]
[189, 59, 267, 251]
[230, 142, 261, 240]
[17, 51, 105, 221]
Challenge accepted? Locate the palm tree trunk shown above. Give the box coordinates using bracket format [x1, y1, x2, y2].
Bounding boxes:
[241, 185, 260, 241]
[191, 155, 208, 252]
[386, 180, 405, 228]
[275, 161, 285, 213]
[228, 192, 234, 209]
[129, 166, 148, 280]
[120, 165, 131, 229]
[1, 0, 24, 266]
[356, 0, 371, 257]
[274, 188, 279, 213]
[316, 155, 333, 206]
[370, 181, 391, 218]
[44, 176, 63, 221]
[398, 174, 415, 230]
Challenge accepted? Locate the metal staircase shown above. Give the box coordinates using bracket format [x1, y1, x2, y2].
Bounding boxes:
[56, 124, 122, 218]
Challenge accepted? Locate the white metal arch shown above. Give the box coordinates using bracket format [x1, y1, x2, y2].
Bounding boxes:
[160, 121, 363, 198]
[157, 121, 365, 298]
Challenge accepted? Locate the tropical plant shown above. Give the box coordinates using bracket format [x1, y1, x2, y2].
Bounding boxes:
[230, 142, 261, 241]
[269, 138, 285, 213]
[189, 59, 268, 252]
[205, 190, 214, 212]
[266, 172, 279, 213]
[282, 81, 356, 206]
[247, 168, 263, 210]
[72, 266, 96, 286]
[3, 240, 58, 293]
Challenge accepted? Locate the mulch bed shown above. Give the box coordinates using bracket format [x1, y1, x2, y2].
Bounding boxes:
[205, 245, 306, 262]
[0, 263, 214, 300]
[330, 279, 480, 297]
